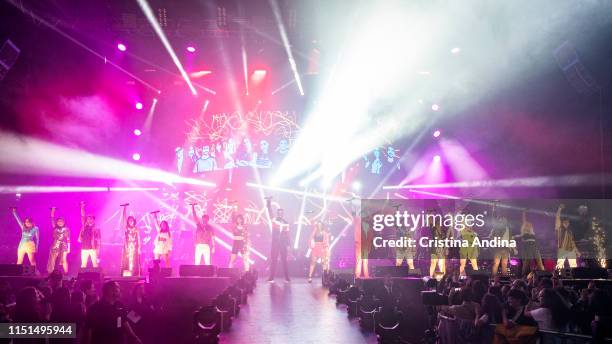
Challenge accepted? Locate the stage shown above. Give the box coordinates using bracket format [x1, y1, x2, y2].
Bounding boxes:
[222, 278, 378, 344]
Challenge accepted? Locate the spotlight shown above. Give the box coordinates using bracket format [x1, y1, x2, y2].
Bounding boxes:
[253, 69, 267, 76]
[133, 129, 142, 136]
[257, 100, 262, 104]
[351, 181, 362, 191]
[433, 155, 441, 162]
[431, 104, 440, 111]
[117, 43, 127, 52]
[135, 102, 143, 110]
[433, 130, 441, 138]
[132, 153, 141, 161]
[451, 47, 461, 54]
[186, 46, 196, 53]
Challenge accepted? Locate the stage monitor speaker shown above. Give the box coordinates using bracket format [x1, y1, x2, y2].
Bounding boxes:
[571, 267, 608, 280]
[0, 264, 35, 276]
[466, 270, 489, 284]
[77, 269, 103, 282]
[179, 265, 215, 277]
[374, 266, 420, 277]
[149, 267, 172, 277]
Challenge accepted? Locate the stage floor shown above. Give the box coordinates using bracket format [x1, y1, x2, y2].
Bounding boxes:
[221, 278, 378, 344]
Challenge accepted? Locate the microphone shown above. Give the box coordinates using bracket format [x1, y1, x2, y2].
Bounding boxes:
[189, 203, 197, 206]
[120, 203, 129, 207]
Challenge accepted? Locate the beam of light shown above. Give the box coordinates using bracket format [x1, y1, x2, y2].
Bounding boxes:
[293, 188, 309, 249]
[136, 0, 197, 96]
[0, 131, 215, 187]
[271, 77, 297, 95]
[329, 219, 354, 250]
[246, 182, 348, 203]
[400, 189, 591, 222]
[439, 138, 488, 181]
[0, 185, 159, 194]
[142, 98, 158, 133]
[268, 0, 304, 96]
[383, 174, 612, 190]
[242, 46, 249, 95]
[189, 70, 212, 79]
[4, 0, 161, 94]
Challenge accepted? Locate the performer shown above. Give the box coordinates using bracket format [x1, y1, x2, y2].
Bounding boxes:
[151, 211, 173, 268]
[266, 197, 290, 283]
[120, 204, 141, 277]
[354, 207, 372, 279]
[489, 204, 511, 276]
[395, 223, 415, 270]
[191, 204, 215, 265]
[514, 210, 544, 276]
[78, 202, 100, 269]
[11, 207, 39, 268]
[429, 221, 449, 277]
[228, 214, 250, 271]
[459, 222, 479, 277]
[556, 204, 578, 269]
[48, 207, 70, 274]
[308, 220, 331, 283]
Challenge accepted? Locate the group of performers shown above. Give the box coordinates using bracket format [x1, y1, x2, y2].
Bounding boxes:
[354, 202, 607, 279]
[9, 200, 604, 279]
[8, 198, 333, 281]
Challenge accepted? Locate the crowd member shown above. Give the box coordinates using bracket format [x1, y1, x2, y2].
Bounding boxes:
[83, 281, 142, 344]
[524, 288, 571, 331]
[475, 293, 503, 327]
[446, 287, 478, 321]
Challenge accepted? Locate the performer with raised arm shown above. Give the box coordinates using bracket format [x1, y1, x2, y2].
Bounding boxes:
[228, 213, 250, 271]
[489, 203, 511, 276]
[11, 207, 39, 268]
[48, 207, 70, 274]
[120, 204, 141, 277]
[151, 211, 173, 268]
[308, 220, 331, 283]
[266, 197, 291, 283]
[78, 202, 100, 269]
[556, 204, 578, 269]
[191, 204, 215, 265]
[514, 210, 544, 276]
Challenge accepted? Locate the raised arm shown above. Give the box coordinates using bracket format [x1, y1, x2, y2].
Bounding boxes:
[120, 204, 129, 228]
[190, 204, 199, 224]
[11, 208, 24, 230]
[555, 204, 564, 231]
[151, 211, 161, 232]
[50, 207, 57, 228]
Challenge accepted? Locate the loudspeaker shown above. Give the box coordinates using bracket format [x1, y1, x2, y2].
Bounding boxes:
[374, 266, 421, 277]
[77, 270, 103, 282]
[0, 264, 35, 276]
[179, 265, 215, 277]
[149, 267, 172, 277]
[466, 270, 489, 284]
[571, 267, 608, 280]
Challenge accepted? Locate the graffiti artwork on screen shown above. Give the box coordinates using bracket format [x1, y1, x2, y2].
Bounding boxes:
[174, 109, 401, 176]
[175, 110, 300, 174]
